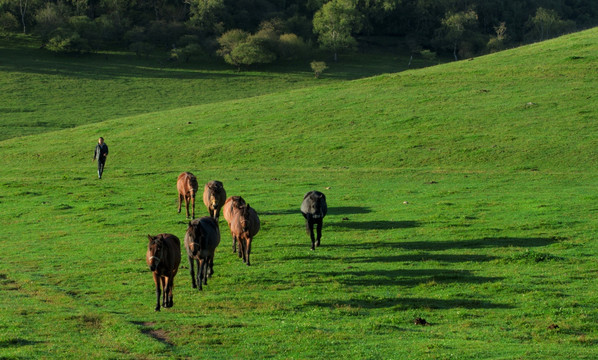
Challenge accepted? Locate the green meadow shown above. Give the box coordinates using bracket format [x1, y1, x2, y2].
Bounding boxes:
[0, 28, 597, 359]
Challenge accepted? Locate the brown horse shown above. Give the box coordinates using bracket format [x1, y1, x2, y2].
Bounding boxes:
[184, 217, 221, 291]
[146, 233, 181, 311]
[203, 180, 227, 221]
[177, 172, 199, 219]
[222, 196, 246, 252]
[230, 203, 260, 266]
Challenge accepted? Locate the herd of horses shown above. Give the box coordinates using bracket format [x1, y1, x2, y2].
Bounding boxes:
[145, 171, 328, 311]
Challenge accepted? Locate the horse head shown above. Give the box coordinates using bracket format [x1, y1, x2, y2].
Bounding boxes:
[147, 234, 163, 271]
[209, 194, 219, 211]
[240, 204, 252, 233]
[186, 221, 206, 255]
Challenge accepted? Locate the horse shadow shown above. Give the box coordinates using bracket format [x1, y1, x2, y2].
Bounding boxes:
[332, 237, 559, 251]
[330, 220, 420, 230]
[300, 296, 512, 311]
[320, 268, 502, 287]
[328, 206, 372, 215]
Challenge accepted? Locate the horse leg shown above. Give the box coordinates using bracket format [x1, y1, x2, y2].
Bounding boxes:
[161, 276, 168, 308]
[170, 273, 176, 307]
[178, 194, 183, 214]
[232, 234, 237, 253]
[240, 237, 247, 263]
[208, 255, 214, 277]
[185, 196, 191, 219]
[164, 276, 172, 308]
[315, 219, 323, 248]
[202, 258, 209, 286]
[308, 220, 316, 250]
[237, 237, 243, 258]
[197, 258, 203, 291]
[191, 195, 195, 219]
[246, 238, 252, 266]
[188, 256, 197, 289]
[153, 273, 161, 312]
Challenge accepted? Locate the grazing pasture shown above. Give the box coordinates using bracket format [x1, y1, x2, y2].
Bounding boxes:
[0, 29, 597, 359]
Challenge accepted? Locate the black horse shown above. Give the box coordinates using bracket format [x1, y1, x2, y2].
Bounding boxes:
[301, 191, 327, 250]
[184, 217, 221, 291]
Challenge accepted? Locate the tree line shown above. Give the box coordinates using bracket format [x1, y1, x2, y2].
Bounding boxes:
[1, 0, 596, 67]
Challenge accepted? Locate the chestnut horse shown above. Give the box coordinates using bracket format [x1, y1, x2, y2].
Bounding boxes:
[184, 217, 220, 291]
[146, 233, 181, 311]
[222, 196, 246, 252]
[203, 180, 227, 221]
[177, 172, 199, 219]
[301, 191, 327, 250]
[230, 203, 260, 266]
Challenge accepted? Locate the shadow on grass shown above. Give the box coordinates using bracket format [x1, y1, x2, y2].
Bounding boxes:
[282, 253, 497, 263]
[330, 220, 419, 230]
[328, 206, 372, 215]
[319, 268, 502, 287]
[332, 237, 560, 250]
[302, 296, 512, 310]
[131, 321, 174, 347]
[0, 338, 44, 348]
[398, 237, 560, 250]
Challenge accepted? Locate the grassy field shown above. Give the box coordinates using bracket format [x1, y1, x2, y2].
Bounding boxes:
[0, 29, 597, 359]
[0, 34, 432, 141]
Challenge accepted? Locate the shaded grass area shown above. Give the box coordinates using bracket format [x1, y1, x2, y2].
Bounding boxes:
[0, 35, 435, 141]
[0, 29, 597, 358]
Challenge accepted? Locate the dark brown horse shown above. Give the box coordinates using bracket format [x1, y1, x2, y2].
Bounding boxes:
[184, 217, 220, 291]
[301, 191, 327, 250]
[146, 233, 181, 311]
[177, 172, 199, 219]
[230, 203, 260, 266]
[203, 180, 227, 221]
[222, 196, 246, 252]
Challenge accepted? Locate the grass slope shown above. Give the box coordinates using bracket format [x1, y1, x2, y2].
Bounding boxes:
[0, 34, 431, 141]
[0, 29, 597, 359]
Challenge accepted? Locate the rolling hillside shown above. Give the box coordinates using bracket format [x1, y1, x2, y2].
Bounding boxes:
[0, 29, 597, 359]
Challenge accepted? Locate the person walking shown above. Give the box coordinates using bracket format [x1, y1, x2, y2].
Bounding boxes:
[93, 137, 109, 179]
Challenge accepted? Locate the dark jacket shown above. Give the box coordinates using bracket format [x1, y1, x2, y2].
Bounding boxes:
[94, 143, 109, 161]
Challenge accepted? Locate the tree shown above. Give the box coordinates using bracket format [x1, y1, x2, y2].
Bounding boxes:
[526, 7, 575, 42]
[438, 10, 478, 61]
[487, 21, 507, 53]
[217, 28, 249, 63]
[310, 60, 327, 78]
[34, 2, 67, 42]
[186, 0, 227, 34]
[229, 37, 276, 69]
[312, 0, 362, 62]
[0, 0, 41, 33]
[0, 11, 19, 32]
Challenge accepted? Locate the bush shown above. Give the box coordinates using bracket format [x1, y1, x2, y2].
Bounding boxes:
[0, 12, 19, 33]
[46, 31, 91, 54]
[130, 41, 155, 57]
[420, 49, 437, 61]
[69, 16, 101, 50]
[171, 43, 202, 62]
[124, 26, 146, 44]
[486, 37, 506, 53]
[228, 37, 276, 69]
[146, 20, 186, 49]
[310, 61, 327, 78]
[278, 33, 308, 60]
[177, 34, 200, 47]
[34, 3, 67, 42]
[94, 14, 128, 48]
